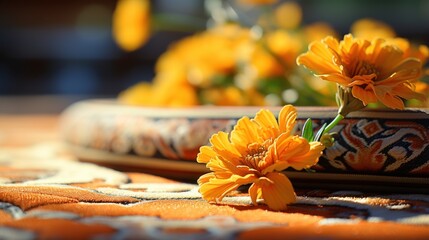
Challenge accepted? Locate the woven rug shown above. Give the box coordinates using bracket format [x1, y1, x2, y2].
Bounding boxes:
[1, 143, 429, 240]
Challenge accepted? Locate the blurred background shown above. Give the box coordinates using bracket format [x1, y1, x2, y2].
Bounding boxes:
[1, 0, 428, 112]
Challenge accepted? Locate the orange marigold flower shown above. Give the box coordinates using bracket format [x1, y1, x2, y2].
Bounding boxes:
[351, 18, 396, 40]
[196, 105, 325, 211]
[296, 34, 426, 110]
[112, 0, 151, 52]
[274, 2, 302, 29]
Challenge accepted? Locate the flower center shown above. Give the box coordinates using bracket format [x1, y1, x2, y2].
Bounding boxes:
[242, 140, 272, 170]
[351, 60, 379, 78]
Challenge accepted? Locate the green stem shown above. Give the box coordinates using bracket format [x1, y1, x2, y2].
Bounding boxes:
[323, 114, 344, 135]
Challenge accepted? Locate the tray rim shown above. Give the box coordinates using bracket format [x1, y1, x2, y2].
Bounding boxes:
[62, 99, 429, 120]
[67, 143, 429, 193]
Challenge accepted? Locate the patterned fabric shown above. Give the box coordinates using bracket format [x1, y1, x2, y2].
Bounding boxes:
[1, 143, 429, 239]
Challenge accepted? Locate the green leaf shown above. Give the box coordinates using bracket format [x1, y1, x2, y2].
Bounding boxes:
[256, 77, 290, 95]
[211, 74, 235, 87]
[314, 123, 327, 141]
[301, 118, 314, 141]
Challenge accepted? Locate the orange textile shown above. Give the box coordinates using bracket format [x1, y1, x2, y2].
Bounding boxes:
[1, 142, 429, 239]
[0, 114, 429, 239]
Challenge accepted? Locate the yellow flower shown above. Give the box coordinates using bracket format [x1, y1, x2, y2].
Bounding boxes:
[118, 82, 153, 105]
[303, 22, 338, 43]
[119, 70, 199, 107]
[238, 30, 302, 80]
[112, 0, 151, 52]
[390, 38, 429, 66]
[200, 87, 247, 106]
[119, 24, 251, 107]
[265, 31, 303, 74]
[197, 105, 325, 211]
[351, 18, 396, 40]
[296, 34, 426, 110]
[274, 2, 302, 29]
[157, 24, 249, 88]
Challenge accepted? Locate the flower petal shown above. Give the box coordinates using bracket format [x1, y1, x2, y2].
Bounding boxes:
[257, 172, 296, 211]
[319, 73, 352, 86]
[196, 146, 217, 164]
[198, 174, 257, 202]
[373, 44, 405, 78]
[252, 109, 279, 139]
[206, 155, 251, 177]
[392, 83, 426, 101]
[351, 85, 377, 105]
[198, 145, 244, 175]
[286, 141, 325, 170]
[276, 135, 310, 161]
[278, 105, 297, 136]
[297, 41, 341, 75]
[210, 131, 242, 160]
[204, 132, 253, 176]
[230, 116, 260, 152]
[263, 136, 324, 173]
[374, 87, 406, 109]
[378, 59, 422, 86]
[197, 172, 216, 185]
[248, 182, 263, 206]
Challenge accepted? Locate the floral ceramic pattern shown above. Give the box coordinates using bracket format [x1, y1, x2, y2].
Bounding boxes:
[62, 112, 235, 161]
[318, 118, 429, 175]
[60, 100, 429, 178]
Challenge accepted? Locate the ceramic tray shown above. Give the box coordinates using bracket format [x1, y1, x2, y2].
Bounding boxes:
[60, 99, 429, 192]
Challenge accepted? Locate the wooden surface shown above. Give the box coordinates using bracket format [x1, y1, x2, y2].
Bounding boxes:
[0, 115, 60, 147]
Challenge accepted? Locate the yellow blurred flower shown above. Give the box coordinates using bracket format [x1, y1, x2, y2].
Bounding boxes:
[274, 1, 302, 29]
[239, 30, 302, 79]
[233, 29, 319, 106]
[303, 22, 338, 43]
[197, 105, 324, 211]
[118, 3, 429, 109]
[119, 24, 254, 106]
[351, 18, 396, 40]
[297, 34, 426, 110]
[200, 86, 266, 106]
[266, 31, 303, 74]
[112, 0, 151, 52]
[116, 1, 342, 107]
[118, 77, 199, 107]
[159, 24, 249, 88]
[390, 38, 429, 66]
[200, 87, 245, 106]
[118, 82, 152, 105]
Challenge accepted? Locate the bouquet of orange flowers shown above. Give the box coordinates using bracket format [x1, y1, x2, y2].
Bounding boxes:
[114, 0, 341, 107]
